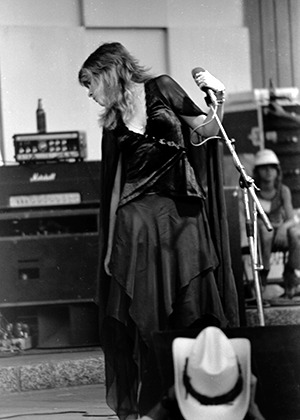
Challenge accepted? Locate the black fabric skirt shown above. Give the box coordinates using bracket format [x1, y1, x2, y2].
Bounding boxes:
[103, 194, 228, 419]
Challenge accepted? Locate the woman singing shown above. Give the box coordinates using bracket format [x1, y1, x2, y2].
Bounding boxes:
[78, 42, 239, 419]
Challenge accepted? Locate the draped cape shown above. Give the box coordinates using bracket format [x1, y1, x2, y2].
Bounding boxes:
[96, 77, 240, 330]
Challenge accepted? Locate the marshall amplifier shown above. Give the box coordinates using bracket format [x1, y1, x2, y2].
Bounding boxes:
[263, 103, 300, 208]
[0, 160, 100, 210]
[0, 161, 101, 308]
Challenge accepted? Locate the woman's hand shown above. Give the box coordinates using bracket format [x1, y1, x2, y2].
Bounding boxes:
[193, 69, 225, 93]
[104, 252, 112, 276]
[182, 69, 226, 139]
[273, 222, 289, 249]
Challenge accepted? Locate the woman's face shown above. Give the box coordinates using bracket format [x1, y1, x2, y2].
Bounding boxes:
[257, 164, 278, 183]
[87, 76, 106, 107]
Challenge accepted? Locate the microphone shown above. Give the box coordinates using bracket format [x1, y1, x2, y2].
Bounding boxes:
[191, 67, 218, 106]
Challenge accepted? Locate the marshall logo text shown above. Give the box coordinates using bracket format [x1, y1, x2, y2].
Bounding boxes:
[30, 173, 56, 182]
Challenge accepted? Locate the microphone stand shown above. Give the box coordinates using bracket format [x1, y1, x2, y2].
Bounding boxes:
[208, 101, 273, 326]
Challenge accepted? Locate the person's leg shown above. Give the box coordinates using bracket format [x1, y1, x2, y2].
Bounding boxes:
[287, 225, 300, 270]
[258, 223, 274, 287]
[284, 225, 300, 298]
[245, 222, 273, 306]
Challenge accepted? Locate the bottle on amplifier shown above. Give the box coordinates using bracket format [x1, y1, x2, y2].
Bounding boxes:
[36, 99, 46, 133]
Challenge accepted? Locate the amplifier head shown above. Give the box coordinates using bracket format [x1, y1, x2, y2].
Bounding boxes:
[13, 131, 87, 164]
[0, 161, 101, 209]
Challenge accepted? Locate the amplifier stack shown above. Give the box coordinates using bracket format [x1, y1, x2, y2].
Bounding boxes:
[263, 104, 300, 208]
[223, 97, 300, 209]
[0, 160, 101, 347]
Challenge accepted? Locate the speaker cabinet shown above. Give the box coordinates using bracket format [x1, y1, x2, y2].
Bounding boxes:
[0, 162, 101, 347]
[0, 161, 100, 306]
[37, 303, 100, 348]
[0, 232, 99, 305]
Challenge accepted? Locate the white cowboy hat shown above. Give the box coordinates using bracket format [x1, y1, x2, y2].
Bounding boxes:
[173, 326, 251, 420]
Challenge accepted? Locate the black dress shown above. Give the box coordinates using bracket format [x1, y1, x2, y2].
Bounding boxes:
[98, 75, 239, 419]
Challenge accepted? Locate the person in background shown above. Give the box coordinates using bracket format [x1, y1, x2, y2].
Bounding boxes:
[141, 327, 265, 420]
[253, 148, 300, 299]
[78, 42, 239, 419]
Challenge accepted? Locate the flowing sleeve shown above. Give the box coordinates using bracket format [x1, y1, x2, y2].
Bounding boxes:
[157, 74, 240, 327]
[97, 128, 122, 334]
[155, 74, 205, 117]
[204, 140, 240, 327]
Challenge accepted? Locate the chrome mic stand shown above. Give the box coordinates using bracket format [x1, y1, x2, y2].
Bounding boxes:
[241, 178, 265, 325]
[209, 101, 273, 326]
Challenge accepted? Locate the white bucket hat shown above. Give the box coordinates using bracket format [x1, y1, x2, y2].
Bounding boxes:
[254, 149, 280, 167]
[173, 327, 251, 420]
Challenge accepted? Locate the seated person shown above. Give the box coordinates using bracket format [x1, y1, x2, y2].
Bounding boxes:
[253, 149, 300, 298]
[141, 327, 265, 420]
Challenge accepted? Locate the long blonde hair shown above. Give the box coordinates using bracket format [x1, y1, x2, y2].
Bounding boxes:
[78, 42, 151, 129]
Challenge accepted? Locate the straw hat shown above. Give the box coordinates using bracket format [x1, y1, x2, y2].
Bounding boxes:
[254, 149, 280, 167]
[173, 327, 251, 420]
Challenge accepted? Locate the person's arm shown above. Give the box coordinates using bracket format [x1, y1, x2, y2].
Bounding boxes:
[244, 374, 266, 420]
[104, 155, 122, 276]
[140, 387, 180, 420]
[273, 185, 296, 248]
[156, 71, 225, 141]
[180, 104, 224, 138]
[282, 185, 294, 221]
[180, 69, 225, 139]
